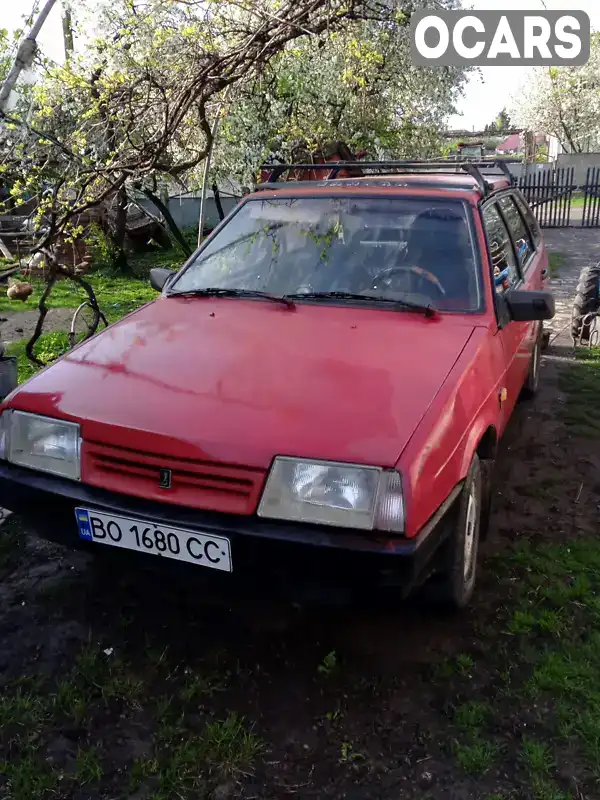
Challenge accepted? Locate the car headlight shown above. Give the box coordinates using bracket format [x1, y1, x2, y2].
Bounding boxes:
[0, 410, 81, 480]
[258, 457, 404, 532]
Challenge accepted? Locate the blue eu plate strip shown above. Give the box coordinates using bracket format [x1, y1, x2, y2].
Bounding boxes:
[75, 508, 93, 540]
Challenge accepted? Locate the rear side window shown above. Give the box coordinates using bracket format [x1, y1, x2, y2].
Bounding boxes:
[498, 195, 534, 270]
[482, 204, 520, 294]
[513, 193, 542, 248]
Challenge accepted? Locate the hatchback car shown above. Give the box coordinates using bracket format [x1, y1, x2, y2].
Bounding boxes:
[0, 161, 554, 608]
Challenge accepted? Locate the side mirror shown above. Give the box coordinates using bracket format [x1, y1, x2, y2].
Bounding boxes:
[505, 289, 555, 322]
[150, 267, 175, 292]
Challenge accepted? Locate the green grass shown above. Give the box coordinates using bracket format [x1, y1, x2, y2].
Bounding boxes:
[0, 245, 183, 319]
[454, 700, 490, 730]
[75, 745, 104, 784]
[447, 534, 600, 792]
[0, 629, 261, 800]
[0, 270, 157, 321]
[129, 712, 263, 798]
[570, 192, 586, 210]
[558, 348, 600, 436]
[6, 332, 71, 384]
[180, 669, 227, 702]
[547, 251, 565, 278]
[0, 752, 61, 800]
[455, 652, 474, 676]
[453, 738, 499, 776]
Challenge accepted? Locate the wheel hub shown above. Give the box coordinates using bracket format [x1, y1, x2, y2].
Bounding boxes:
[463, 488, 478, 580]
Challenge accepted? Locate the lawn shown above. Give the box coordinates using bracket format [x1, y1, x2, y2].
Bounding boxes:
[6, 333, 71, 384]
[0, 248, 184, 318]
[570, 193, 586, 210]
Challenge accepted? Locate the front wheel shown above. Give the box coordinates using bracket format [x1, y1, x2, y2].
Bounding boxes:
[429, 455, 482, 610]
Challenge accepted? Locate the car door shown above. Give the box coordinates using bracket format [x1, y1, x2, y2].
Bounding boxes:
[497, 193, 542, 373]
[481, 202, 527, 415]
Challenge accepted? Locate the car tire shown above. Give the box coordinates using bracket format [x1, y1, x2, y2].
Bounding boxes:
[571, 264, 600, 344]
[428, 455, 482, 610]
[521, 326, 542, 399]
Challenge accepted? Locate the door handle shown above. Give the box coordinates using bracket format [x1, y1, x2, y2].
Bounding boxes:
[541, 268, 548, 279]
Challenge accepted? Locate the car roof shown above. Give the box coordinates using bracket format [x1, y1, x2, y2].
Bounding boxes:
[251, 172, 512, 202]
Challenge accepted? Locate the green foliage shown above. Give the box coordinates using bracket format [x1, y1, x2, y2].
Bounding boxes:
[317, 650, 338, 677]
[512, 36, 600, 152]
[86, 223, 121, 270]
[212, 5, 468, 183]
[2, 0, 423, 252]
[483, 108, 512, 135]
[0, 28, 11, 85]
[1, 0, 467, 369]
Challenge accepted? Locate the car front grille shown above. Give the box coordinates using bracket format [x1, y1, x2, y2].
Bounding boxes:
[82, 440, 266, 514]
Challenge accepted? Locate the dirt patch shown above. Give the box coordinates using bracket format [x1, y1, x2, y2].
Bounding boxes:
[0, 307, 76, 344]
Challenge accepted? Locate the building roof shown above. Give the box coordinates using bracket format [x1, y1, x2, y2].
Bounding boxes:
[497, 134, 522, 152]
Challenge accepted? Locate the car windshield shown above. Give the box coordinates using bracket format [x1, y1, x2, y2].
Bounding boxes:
[171, 196, 481, 312]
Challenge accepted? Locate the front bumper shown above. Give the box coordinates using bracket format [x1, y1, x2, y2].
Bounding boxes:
[0, 463, 459, 594]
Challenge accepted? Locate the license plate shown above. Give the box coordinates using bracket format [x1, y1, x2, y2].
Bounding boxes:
[74, 508, 232, 572]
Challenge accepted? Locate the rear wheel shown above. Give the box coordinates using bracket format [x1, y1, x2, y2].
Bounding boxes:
[428, 455, 482, 610]
[571, 265, 600, 344]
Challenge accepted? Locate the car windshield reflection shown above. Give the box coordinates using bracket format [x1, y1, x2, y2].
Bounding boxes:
[170, 196, 481, 312]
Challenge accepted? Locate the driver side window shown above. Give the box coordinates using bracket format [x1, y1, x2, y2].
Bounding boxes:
[482, 204, 520, 295]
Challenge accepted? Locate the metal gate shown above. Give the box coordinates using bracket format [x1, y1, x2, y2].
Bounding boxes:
[517, 165, 600, 228]
[581, 166, 600, 228]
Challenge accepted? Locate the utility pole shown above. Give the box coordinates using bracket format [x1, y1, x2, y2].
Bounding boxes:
[0, 0, 58, 112]
[197, 88, 231, 247]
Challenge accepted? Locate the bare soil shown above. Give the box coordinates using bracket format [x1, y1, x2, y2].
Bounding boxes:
[0, 308, 75, 345]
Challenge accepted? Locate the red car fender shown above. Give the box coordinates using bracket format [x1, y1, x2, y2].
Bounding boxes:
[457, 416, 498, 479]
[398, 326, 505, 538]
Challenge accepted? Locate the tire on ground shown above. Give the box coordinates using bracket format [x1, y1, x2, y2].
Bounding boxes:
[426, 454, 482, 610]
[571, 264, 600, 343]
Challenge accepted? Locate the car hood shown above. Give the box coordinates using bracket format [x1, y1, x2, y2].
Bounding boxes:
[9, 297, 476, 469]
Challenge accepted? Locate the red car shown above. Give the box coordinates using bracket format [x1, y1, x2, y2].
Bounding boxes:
[0, 161, 554, 608]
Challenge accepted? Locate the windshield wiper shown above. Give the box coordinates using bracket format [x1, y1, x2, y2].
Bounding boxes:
[283, 291, 436, 318]
[169, 287, 295, 308]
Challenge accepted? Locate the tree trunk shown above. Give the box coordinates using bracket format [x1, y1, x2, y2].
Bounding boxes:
[62, 2, 74, 57]
[139, 187, 192, 256]
[212, 183, 225, 222]
[112, 186, 129, 270]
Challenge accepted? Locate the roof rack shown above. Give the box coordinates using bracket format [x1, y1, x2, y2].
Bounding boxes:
[464, 159, 516, 184]
[257, 159, 515, 197]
